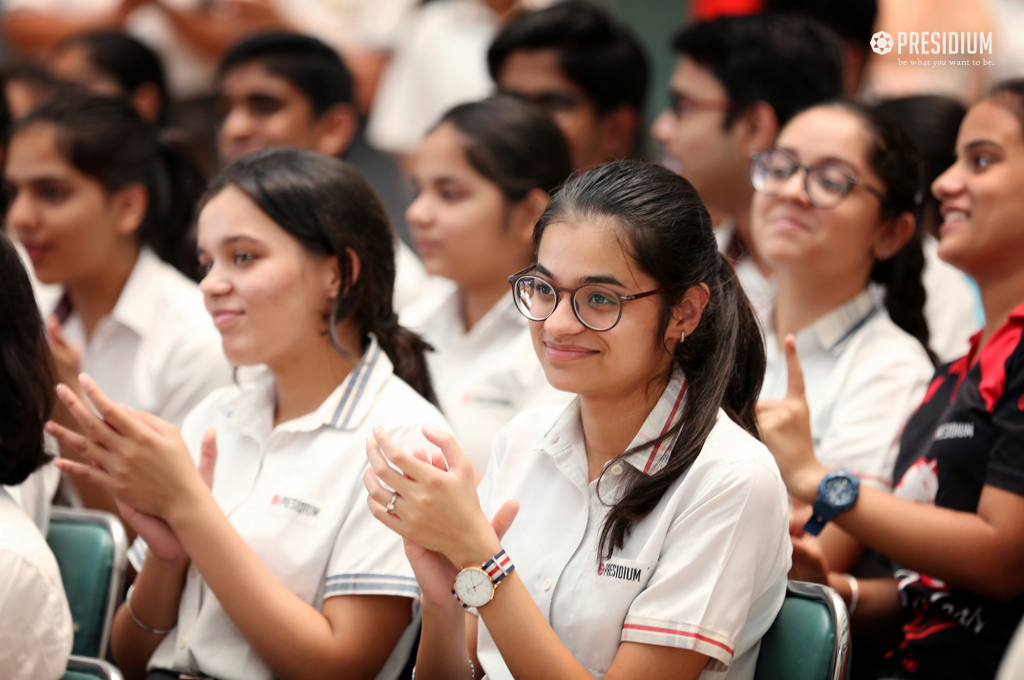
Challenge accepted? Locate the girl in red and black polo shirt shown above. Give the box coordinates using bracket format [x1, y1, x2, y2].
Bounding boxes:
[760, 78, 1024, 680]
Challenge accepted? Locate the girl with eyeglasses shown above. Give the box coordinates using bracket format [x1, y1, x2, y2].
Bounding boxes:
[758, 81, 1024, 680]
[365, 161, 791, 680]
[402, 96, 573, 474]
[750, 103, 936, 589]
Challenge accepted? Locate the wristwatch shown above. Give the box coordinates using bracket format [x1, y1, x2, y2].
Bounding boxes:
[804, 469, 860, 536]
[452, 549, 515, 609]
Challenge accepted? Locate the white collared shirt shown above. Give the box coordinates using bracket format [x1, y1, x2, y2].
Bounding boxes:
[0, 488, 73, 680]
[761, 290, 934, 488]
[476, 373, 791, 679]
[715, 220, 775, 322]
[403, 290, 571, 473]
[129, 336, 450, 680]
[55, 248, 232, 429]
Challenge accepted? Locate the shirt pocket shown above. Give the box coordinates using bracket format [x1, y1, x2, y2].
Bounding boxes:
[563, 557, 656, 674]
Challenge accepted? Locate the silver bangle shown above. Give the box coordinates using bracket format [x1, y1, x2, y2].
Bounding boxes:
[840, 573, 859, 615]
[412, 659, 474, 680]
[125, 583, 175, 634]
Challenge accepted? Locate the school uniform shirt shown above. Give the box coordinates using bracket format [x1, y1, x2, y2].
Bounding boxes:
[0, 488, 73, 680]
[129, 336, 450, 680]
[402, 290, 571, 473]
[761, 290, 934, 489]
[3, 438, 61, 533]
[887, 301, 1024, 680]
[53, 248, 232, 429]
[475, 372, 792, 679]
[393, 240, 455, 316]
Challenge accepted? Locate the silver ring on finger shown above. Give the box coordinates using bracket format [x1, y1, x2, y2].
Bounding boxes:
[386, 492, 398, 514]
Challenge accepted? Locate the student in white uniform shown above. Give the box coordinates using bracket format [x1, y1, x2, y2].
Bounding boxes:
[5, 94, 232, 526]
[366, 161, 791, 680]
[48, 148, 450, 680]
[402, 95, 574, 473]
[749, 102, 935, 577]
[0, 232, 73, 680]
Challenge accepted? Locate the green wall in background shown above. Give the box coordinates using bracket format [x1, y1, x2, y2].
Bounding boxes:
[595, 0, 691, 156]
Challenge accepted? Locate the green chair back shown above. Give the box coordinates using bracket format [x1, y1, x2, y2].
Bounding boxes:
[47, 509, 127, 659]
[755, 581, 851, 680]
[63, 654, 124, 680]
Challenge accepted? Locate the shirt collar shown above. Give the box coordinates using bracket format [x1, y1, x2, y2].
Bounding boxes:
[224, 334, 394, 437]
[54, 248, 166, 337]
[541, 370, 688, 477]
[781, 289, 878, 357]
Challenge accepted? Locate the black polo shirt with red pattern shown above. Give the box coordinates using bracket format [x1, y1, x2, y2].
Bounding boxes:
[886, 302, 1024, 679]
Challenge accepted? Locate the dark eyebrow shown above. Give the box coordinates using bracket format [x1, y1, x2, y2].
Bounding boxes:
[534, 263, 625, 288]
[963, 139, 1003, 152]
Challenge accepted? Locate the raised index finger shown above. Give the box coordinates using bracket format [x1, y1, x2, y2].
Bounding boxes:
[783, 335, 806, 400]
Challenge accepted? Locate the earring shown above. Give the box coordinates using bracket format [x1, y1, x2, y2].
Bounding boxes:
[680, 330, 686, 344]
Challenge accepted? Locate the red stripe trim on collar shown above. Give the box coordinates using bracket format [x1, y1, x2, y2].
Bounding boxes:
[643, 380, 688, 474]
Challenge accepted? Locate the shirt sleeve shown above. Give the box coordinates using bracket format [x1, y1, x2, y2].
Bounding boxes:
[621, 459, 791, 672]
[816, 346, 932, 489]
[323, 423, 429, 601]
[0, 549, 73, 680]
[983, 326, 1024, 495]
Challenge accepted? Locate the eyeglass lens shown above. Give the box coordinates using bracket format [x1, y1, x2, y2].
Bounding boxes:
[513, 276, 622, 331]
[752, 151, 854, 209]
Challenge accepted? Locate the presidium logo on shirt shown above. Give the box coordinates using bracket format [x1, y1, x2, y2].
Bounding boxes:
[271, 494, 321, 518]
[598, 561, 643, 583]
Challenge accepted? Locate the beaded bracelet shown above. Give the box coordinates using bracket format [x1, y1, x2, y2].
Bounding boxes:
[125, 583, 176, 634]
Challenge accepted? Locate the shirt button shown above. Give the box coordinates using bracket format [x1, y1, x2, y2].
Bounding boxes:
[609, 464, 624, 476]
[543, 578, 552, 591]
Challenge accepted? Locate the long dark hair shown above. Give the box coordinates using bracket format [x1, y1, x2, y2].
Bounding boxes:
[0, 232, 55, 485]
[207, 148, 437, 405]
[13, 94, 207, 279]
[437, 95, 572, 202]
[819, 101, 935, 364]
[535, 161, 766, 557]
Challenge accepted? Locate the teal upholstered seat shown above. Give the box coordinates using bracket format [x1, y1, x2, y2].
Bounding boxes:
[754, 581, 852, 680]
[47, 508, 128, 658]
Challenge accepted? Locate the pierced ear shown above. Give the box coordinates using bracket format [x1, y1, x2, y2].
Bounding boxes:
[112, 183, 149, 238]
[737, 101, 779, 156]
[668, 283, 711, 343]
[313, 103, 359, 157]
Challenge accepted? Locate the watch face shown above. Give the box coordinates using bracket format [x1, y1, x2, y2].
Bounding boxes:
[454, 567, 494, 608]
[825, 477, 856, 506]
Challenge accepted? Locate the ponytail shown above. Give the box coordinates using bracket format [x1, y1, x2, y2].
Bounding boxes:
[817, 101, 936, 365]
[534, 161, 766, 559]
[370, 315, 439, 406]
[208, 148, 438, 405]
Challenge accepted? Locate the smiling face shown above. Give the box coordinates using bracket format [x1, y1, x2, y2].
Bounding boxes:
[931, 98, 1024, 283]
[529, 217, 677, 400]
[196, 185, 340, 368]
[6, 123, 137, 286]
[750, 106, 898, 285]
[405, 122, 536, 289]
